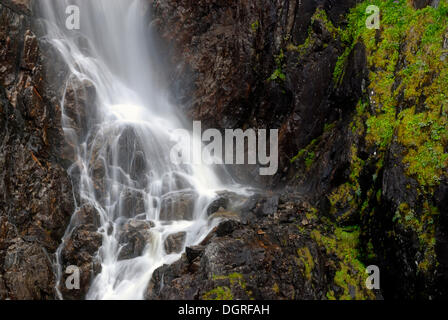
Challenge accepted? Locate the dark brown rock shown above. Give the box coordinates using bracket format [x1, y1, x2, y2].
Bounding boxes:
[59, 205, 102, 300]
[3, 239, 55, 299]
[159, 191, 197, 221]
[0, 0, 74, 299]
[146, 192, 376, 300]
[152, 0, 358, 186]
[164, 232, 186, 254]
[118, 220, 154, 260]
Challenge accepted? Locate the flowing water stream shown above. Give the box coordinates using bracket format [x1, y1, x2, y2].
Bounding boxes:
[37, 0, 246, 300]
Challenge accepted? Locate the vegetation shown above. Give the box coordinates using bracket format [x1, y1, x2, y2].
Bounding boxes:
[296, 247, 315, 280]
[291, 0, 447, 298]
[203, 273, 253, 300]
[311, 225, 375, 300]
[268, 49, 286, 82]
[339, 0, 448, 187]
[251, 20, 259, 32]
[328, 0, 448, 281]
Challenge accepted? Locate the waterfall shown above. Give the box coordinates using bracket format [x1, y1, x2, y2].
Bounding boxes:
[37, 0, 246, 300]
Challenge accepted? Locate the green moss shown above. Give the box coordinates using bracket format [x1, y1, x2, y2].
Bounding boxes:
[287, 36, 315, 59]
[212, 272, 246, 288]
[330, 6, 447, 286]
[268, 68, 286, 82]
[209, 273, 253, 299]
[304, 151, 315, 169]
[289, 8, 339, 62]
[291, 138, 319, 166]
[250, 20, 259, 32]
[295, 0, 447, 296]
[203, 286, 233, 300]
[311, 8, 339, 38]
[296, 247, 315, 280]
[333, 264, 365, 300]
[366, 240, 376, 260]
[324, 122, 336, 132]
[311, 226, 374, 300]
[337, 0, 448, 188]
[326, 290, 336, 300]
[268, 49, 286, 82]
[333, 47, 351, 84]
[366, 113, 397, 149]
[272, 283, 280, 294]
[393, 202, 439, 275]
[327, 146, 365, 223]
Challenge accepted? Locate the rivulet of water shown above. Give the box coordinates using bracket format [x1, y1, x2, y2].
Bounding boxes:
[37, 0, 247, 300]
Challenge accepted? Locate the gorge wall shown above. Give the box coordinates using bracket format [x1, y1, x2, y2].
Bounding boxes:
[0, 0, 447, 300]
[152, 0, 448, 299]
[0, 0, 74, 299]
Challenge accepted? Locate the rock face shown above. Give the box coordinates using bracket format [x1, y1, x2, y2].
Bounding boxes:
[0, 0, 74, 299]
[0, 0, 446, 301]
[59, 205, 102, 300]
[118, 220, 155, 260]
[164, 232, 186, 255]
[152, 0, 359, 186]
[147, 192, 377, 300]
[152, 0, 448, 300]
[159, 191, 197, 221]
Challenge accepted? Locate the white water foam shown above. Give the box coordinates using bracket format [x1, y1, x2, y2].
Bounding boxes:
[37, 0, 248, 300]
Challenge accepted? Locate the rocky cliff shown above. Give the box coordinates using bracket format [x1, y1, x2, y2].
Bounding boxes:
[151, 0, 448, 299]
[0, 0, 447, 300]
[0, 0, 74, 299]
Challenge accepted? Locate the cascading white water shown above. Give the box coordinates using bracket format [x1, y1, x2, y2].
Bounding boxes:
[37, 0, 246, 300]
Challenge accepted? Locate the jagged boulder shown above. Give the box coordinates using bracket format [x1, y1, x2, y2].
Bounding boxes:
[164, 232, 186, 254]
[159, 191, 197, 221]
[118, 219, 155, 260]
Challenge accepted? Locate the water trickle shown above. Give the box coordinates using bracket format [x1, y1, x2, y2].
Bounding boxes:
[37, 0, 247, 300]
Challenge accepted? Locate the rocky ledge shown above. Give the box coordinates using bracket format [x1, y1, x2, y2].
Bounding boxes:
[147, 190, 379, 300]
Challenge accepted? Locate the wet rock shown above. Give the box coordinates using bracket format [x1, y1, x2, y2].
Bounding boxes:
[118, 220, 154, 260]
[186, 245, 205, 263]
[74, 203, 101, 228]
[164, 232, 186, 254]
[153, 0, 358, 186]
[62, 78, 97, 146]
[206, 196, 229, 216]
[216, 220, 240, 237]
[115, 127, 145, 179]
[3, 240, 55, 300]
[115, 188, 146, 218]
[59, 205, 102, 300]
[146, 192, 376, 300]
[208, 209, 240, 222]
[1, 0, 31, 15]
[131, 150, 147, 183]
[159, 191, 197, 221]
[253, 195, 279, 218]
[0, 1, 74, 299]
[435, 180, 448, 297]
